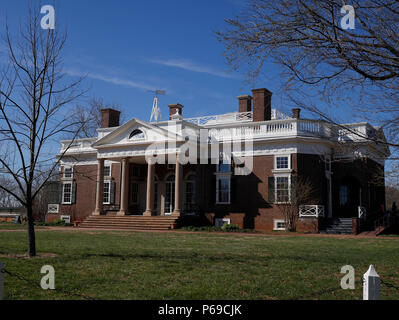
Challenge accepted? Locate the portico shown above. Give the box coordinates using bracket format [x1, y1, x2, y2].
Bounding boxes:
[92, 155, 190, 217]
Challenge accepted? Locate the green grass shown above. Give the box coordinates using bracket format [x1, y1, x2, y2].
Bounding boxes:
[0, 223, 28, 230]
[1, 229, 399, 300]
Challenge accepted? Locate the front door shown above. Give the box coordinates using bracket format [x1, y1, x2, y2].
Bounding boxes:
[165, 176, 175, 215]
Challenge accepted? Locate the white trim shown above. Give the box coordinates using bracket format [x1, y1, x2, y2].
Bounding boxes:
[61, 182, 73, 205]
[60, 215, 71, 223]
[274, 154, 291, 171]
[274, 173, 291, 204]
[104, 162, 112, 178]
[63, 166, 74, 179]
[216, 174, 231, 204]
[273, 219, 286, 231]
[215, 218, 231, 227]
[103, 180, 111, 205]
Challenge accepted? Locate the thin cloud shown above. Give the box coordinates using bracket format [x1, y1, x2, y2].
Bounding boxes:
[65, 69, 156, 91]
[148, 58, 238, 79]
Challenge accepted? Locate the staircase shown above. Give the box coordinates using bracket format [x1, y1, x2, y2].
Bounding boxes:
[319, 218, 353, 234]
[78, 215, 178, 231]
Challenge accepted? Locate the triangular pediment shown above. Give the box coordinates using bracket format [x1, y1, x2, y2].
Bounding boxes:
[92, 119, 184, 148]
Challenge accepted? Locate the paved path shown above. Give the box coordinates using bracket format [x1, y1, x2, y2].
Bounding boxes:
[1, 226, 398, 239]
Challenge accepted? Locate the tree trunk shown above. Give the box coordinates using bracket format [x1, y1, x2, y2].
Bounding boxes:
[26, 204, 36, 257]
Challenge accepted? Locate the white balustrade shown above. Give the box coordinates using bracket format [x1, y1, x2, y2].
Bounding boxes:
[299, 205, 325, 218]
[358, 206, 366, 219]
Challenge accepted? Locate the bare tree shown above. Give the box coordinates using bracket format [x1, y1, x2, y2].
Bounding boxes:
[386, 186, 399, 211]
[0, 175, 18, 208]
[277, 175, 316, 232]
[217, 0, 399, 149]
[71, 97, 123, 139]
[0, 7, 86, 256]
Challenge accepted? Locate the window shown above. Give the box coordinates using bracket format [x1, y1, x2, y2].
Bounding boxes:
[62, 182, 72, 204]
[184, 174, 196, 213]
[275, 176, 290, 203]
[103, 181, 111, 204]
[275, 156, 290, 170]
[339, 185, 349, 206]
[273, 219, 286, 231]
[217, 160, 231, 173]
[215, 218, 230, 227]
[104, 165, 111, 177]
[63, 167, 73, 179]
[129, 129, 145, 140]
[216, 176, 231, 204]
[131, 183, 139, 204]
[167, 164, 174, 170]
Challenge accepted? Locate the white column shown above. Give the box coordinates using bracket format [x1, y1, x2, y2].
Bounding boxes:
[143, 161, 155, 216]
[172, 161, 182, 217]
[117, 158, 129, 216]
[93, 159, 104, 216]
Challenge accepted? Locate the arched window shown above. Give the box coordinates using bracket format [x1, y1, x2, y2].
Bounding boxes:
[129, 129, 145, 140]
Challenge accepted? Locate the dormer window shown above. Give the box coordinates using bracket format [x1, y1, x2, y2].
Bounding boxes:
[129, 129, 145, 140]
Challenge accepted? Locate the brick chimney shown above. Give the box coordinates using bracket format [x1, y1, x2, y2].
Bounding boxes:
[169, 103, 184, 120]
[292, 108, 301, 119]
[251, 88, 272, 122]
[238, 95, 252, 113]
[100, 109, 121, 128]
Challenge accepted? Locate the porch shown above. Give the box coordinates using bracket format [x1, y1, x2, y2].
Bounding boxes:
[92, 157, 197, 218]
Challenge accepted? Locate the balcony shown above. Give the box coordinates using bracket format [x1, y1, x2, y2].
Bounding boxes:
[206, 118, 334, 142]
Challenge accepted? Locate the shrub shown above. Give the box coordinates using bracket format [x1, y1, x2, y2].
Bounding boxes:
[35, 219, 73, 227]
[221, 223, 240, 232]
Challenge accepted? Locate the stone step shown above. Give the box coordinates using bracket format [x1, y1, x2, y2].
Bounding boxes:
[79, 215, 178, 231]
[319, 218, 353, 234]
[79, 225, 172, 231]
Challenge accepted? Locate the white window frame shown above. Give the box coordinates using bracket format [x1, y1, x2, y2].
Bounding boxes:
[273, 219, 286, 231]
[63, 166, 73, 179]
[215, 218, 231, 227]
[274, 173, 291, 204]
[62, 182, 73, 205]
[104, 163, 112, 178]
[216, 174, 231, 204]
[60, 215, 71, 224]
[103, 180, 111, 205]
[274, 155, 291, 171]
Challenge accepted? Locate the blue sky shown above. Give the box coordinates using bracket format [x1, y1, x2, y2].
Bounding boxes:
[0, 0, 370, 125]
[1, 0, 263, 121]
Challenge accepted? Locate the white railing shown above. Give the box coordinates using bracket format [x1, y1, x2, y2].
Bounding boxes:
[299, 205, 325, 218]
[60, 138, 96, 153]
[185, 111, 253, 126]
[185, 108, 293, 126]
[358, 206, 367, 219]
[271, 109, 292, 120]
[207, 119, 332, 141]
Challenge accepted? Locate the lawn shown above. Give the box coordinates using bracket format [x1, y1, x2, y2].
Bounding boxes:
[0, 229, 399, 300]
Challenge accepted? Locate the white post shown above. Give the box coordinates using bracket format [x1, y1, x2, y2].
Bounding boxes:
[363, 265, 380, 300]
[0, 261, 4, 300]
